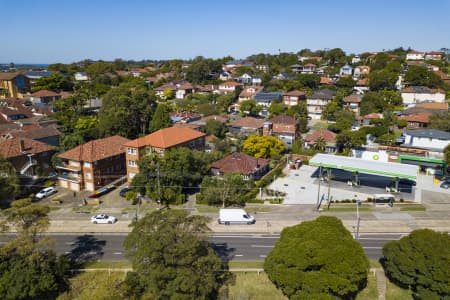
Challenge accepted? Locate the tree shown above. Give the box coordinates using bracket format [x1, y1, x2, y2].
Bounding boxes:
[429, 111, 450, 131]
[204, 119, 227, 138]
[0, 199, 68, 300]
[163, 88, 174, 99]
[198, 173, 255, 207]
[324, 48, 346, 65]
[32, 73, 73, 92]
[268, 102, 286, 117]
[337, 130, 366, 151]
[264, 216, 369, 299]
[98, 80, 156, 138]
[242, 135, 286, 159]
[382, 229, 450, 299]
[239, 99, 261, 116]
[122, 210, 232, 299]
[368, 70, 398, 91]
[336, 76, 356, 88]
[149, 103, 171, 133]
[360, 91, 402, 115]
[0, 156, 18, 206]
[313, 137, 327, 152]
[445, 144, 450, 165]
[404, 65, 444, 88]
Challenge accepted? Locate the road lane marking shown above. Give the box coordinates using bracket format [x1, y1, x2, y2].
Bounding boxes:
[64, 251, 71, 254]
[251, 245, 274, 248]
[65, 242, 75, 245]
[113, 252, 123, 255]
[259, 255, 267, 258]
[235, 254, 244, 257]
[357, 238, 399, 241]
[363, 247, 383, 249]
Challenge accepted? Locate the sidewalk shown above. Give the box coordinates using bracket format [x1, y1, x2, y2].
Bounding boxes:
[45, 218, 450, 234]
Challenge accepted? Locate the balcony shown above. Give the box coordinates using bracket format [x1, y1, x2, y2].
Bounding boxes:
[56, 162, 81, 172]
[57, 172, 81, 183]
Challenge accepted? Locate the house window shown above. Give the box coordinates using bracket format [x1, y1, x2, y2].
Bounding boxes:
[84, 162, 91, 168]
[128, 160, 136, 167]
[128, 148, 137, 155]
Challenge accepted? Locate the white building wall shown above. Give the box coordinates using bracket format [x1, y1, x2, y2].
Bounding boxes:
[401, 93, 446, 105]
[404, 134, 450, 151]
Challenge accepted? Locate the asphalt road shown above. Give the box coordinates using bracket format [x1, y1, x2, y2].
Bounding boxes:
[0, 233, 404, 262]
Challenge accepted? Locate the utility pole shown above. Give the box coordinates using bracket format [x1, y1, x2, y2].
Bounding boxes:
[157, 165, 161, 209]
[355, 199, 361, 239]
[316, 165, 322, 209]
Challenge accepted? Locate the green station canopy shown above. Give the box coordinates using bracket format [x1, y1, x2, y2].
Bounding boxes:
[309, 153, 418, 180]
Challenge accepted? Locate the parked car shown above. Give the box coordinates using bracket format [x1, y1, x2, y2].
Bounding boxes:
[119, 187, 130, 197]
[88, 184, 116, 198]
[35, 187, 57, 200]
[440, 180, 450, 189]
[91, 214, 117, 224]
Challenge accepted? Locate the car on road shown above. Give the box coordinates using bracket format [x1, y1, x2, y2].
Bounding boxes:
[88, 184, 116, 198]
[119, 187, 130, 197]
[35, 187, 57, 200]
[440, 180, 450, 189]
[91, 214, 117, 224]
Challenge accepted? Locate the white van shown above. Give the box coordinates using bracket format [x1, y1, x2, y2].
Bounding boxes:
[373, 194, 395, 207]
[218, 209, 255, 225]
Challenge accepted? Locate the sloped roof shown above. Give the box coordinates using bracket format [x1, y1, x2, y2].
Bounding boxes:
[399, 112, 431, 123]
[269, 114, 297, 125]
[58, 135, 130, 162]
[343, 94, 362, 103]
[201, 115, 228, 124]
[320, 77, 334, 85]
[5, 124, 61, 140]
[305, 129, 337, 143]
[414, 102, 448, 110]
[124, 127, 205, 149]
[229, 117, 265, 129]
[401, 86, 445, 94]
[309, 89, 336, 100]
[0, 137, 54, 158]
[284, 90, 306, 97]
[30, 89, 60, 97]
[211, 152, 269, 175]
[0, 72, 22, 81]
[405, 129, 450, 140]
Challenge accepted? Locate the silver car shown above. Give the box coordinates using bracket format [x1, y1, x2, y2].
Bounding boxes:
[35, 187, 56, 199]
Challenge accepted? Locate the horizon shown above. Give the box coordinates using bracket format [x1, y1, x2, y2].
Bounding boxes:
[2, 0, 449, 64]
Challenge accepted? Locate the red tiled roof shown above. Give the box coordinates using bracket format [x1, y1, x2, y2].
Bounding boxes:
[229, 117, 265, 129]
[124, 127, 205, 149]
[30, 89, 60, 97]
[320, 77, 334, 85]
[0, 106, 34, 118]
[401, 86, 445, 94]
[239, 86, 263, 98]
[414, 102, 448, 110]
[268, 114, 297, 125]
[5, 124, 61, 140]
[343, 94, 362, 103]
[0, 71, 22, 81]
[305, 129, 337, 143]
[220, 81, 241, 87]
[200, 115, 228, 124]
[211, 152, 269, 175]
[283, 90, 306, 97]
[359, 113, 382, 120]
[58, 135, 130, 162]
[0, 137, 54, 158]
[172, 123, 202, 130]
[399, 112, 432, 123]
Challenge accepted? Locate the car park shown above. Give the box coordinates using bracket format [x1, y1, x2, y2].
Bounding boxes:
[35, 187, 57, 200]
[88, 184, 116, 198]
[91, 214, 117, 224]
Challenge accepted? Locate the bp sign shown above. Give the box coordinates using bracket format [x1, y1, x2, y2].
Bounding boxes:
[372, 154, 379, 161]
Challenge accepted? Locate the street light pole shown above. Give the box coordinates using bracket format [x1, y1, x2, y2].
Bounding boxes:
[355, 198, 361, 239]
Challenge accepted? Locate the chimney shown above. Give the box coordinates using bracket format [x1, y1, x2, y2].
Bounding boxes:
[19, 139, 25, 152]
[255, 158, 260, 170]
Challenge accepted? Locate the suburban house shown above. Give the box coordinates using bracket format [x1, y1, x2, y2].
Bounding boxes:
[401, 86, 446, 105]
[237, 73, 262, 85]
[255, 65, 269, 73]
[424, 52, 443, 60]
[433, 70, 450, 85]
[353, 66, 370, 78]
[1, 124, 61, 146]
[398, 112, 432, 128]
[304, 129, 337, 153]
[124, 127, 206, 183]
[154, 81, 194, 99]
[263, 114, 297, 147]
[228, 117, 265, 136]
[219, 71, 233, 81]
[0, 72, 31, 99]
[169, 111, 202, 124]
[29, 90, 61, 105]
[210, 152, 270, 180]
[352, 56, 361, 64]
[343, 94, 362, 116]
[254, 91, 283, 107]
[354, 78, 369, 94]
[175, 83, 194, 99]
[307, 89, 337, 120]
[218, 81, 241, 94]
[74, 72, 89, 81]
[282, 90, 306, 107]
[290, 64, 303, 74]
[238, 86, 263, 102]
[302, 63, 317, 74]
[0, 106, 33, 122]
[24, 71, 53, 84]
[320, 77, 334, 85]
[57, 136, 130, 192]
[357, 113, 382, 126]
[402, 129, 450, 154]
[272, 73, 292, 80]
[406, 51, 426, 60]
[339, 64, 353, 76]
[0, 137, 55, 177]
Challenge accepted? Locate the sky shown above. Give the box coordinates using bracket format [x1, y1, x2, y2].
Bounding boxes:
[2, 0, 450, 64]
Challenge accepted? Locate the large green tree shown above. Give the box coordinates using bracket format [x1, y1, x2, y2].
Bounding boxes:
[122, 210, 232, 299]
[404, 65, 444, 88]
[0, 156, 18, 206]
[98, 80, 156, 138]
[383, 229, 450, 299]
[265, 216, 369, 299]
[198, 173, 255, 207]
[204, 119, 228, 138]
[148, 103, 171, 133]
[32, 73, 73, 92]
[0, 199, 68, 300]
[429, 111, 450, 131]
[242, 135, 286, 159]
[368, 70, 398, 91]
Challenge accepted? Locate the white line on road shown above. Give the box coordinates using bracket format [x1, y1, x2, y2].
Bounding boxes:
[64, 251, 71, 254]
[259, 255, 267, 258]
[65, 242, 75, 245]
[113, 252, 123, 255]
[251, 245, 274, 248]
[363, 246, 383, 249]
[357, 238, 399, 241]
[235, 254, 244, 257]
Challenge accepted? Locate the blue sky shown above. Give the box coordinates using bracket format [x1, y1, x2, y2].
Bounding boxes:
[2, 0, 449, 63]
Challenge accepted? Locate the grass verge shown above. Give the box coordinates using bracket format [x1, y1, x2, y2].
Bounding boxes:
[81, 261, 131, 269]
[356, 271, 378, 300]
[72, 206, 99, 213]
[228, 261, 264, 269]
[326, 207, 372, 212]
[223, 272, 287, 300]
[386, 279, 413, 300]
[399, 205, 426, 211]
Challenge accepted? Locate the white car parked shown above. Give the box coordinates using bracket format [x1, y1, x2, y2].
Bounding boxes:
[35, 187, 57, 200]
[91, 214, 117, 224]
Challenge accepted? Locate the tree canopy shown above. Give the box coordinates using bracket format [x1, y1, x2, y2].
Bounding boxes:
[122, 209, 231, 299]
[32, 73, 73, 92]
[382, 229, 450, 299]
[404, 65, 444, 88]
[242, 135, 286, 159]
[368, 70, 398, 91]
[0, 156, 18, 206]
[264, 216, 369, 299]
[149, 103, 171, 133]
